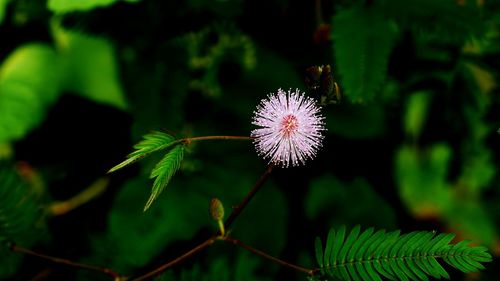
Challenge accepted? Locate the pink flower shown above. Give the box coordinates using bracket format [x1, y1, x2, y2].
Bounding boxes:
[251, 88, 326, 167]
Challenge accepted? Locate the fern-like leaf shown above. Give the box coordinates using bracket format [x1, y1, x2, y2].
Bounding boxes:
[315, 226, 492, 281]
[0, 163, 45, 278]
[108, 131, 176, 173]
[144, 144, 185, 211]
[332, 6, 397, 102]
[0, 164, 43, 245]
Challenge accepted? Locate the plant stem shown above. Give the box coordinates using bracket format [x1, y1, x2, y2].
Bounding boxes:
[130, 237, 216, 281]
[48, 177, 109, 216]
[180, 135, 253, 145]
[222, 236, 315, 276]
[12, 162, 278, 281]
[132, 165, 275, 279]
[9, 243, 120, 279]
[224, 164, 275, 229]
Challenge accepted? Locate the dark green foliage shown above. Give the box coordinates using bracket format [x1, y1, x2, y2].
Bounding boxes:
[155, 253, 273, 281]
[305, 175, 396, 229]
[315, 226, 492, 281]
[380, 0, 485, 43]
[332, 6, 397, 102]
[0, 164, 44, 246]
[0, 163, 45, 279]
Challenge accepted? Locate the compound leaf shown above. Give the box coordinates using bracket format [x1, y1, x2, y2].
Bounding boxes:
[315, 226, 492, 281]
[108, 131, 176, 173]
[144, 144, 185, 211]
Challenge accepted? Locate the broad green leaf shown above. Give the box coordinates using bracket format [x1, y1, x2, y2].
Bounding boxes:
[48, 0, 139, 13]
[332, 6, 398, 102]
[108, 131, 176, 173]
[0, 44, 62, 143]
[53, 26, 128, 110]
[145, 144, 185, 211]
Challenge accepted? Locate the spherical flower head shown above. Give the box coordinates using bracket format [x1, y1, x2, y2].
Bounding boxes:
[251, 88, 326, 167]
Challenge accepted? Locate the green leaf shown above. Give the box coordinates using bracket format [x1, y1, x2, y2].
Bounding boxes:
[108, 131, 176, 173]
[53, 25, 128, 110]
[0, 43, 62, 143]
[332, 6, 397, 102]
[47, 0, 139, 13]
[395, 144, 453, 218]
[145, 144, 185, 211]
[0, 0, 10, 24]
[403, 91, 431, 138]
[444, 200, 497, 248]
[315, 227, 492, 281]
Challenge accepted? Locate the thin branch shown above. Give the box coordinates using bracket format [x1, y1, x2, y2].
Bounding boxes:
[222, 236, 315, 276]
[315, 0, 323, 25]
[132, 164, 275, 279]
[180, 135, 254, 145]
[9, 242, 120, 280]
[48, 177, 109, 216]
[15, 156, 275, 281]
[130, 237, 216, 281]
[223, 164, 275, 229]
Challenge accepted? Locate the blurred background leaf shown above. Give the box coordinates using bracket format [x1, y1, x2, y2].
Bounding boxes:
[53, 23, 128, 110]
[0, 43, 62, 143]
[47, 0, 139, 14]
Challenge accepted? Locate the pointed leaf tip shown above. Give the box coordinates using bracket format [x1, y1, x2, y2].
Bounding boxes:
[108, 131, 176, 174]
[143, 144, 185, 211]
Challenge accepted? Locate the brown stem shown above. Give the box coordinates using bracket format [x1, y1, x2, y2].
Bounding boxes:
[130, 237, 216, 281]
[315, 0, 323, 25]
[222, 236, 315, 276]
[223, 164, 275, 229]
[9, 243, 120, 280]
[132, 165, 275, 279]
[180, 135, 254, 145]
[15, 158, 275, 280]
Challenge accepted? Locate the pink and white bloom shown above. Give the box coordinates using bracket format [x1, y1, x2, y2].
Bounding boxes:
[251, 88, 325, 167]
